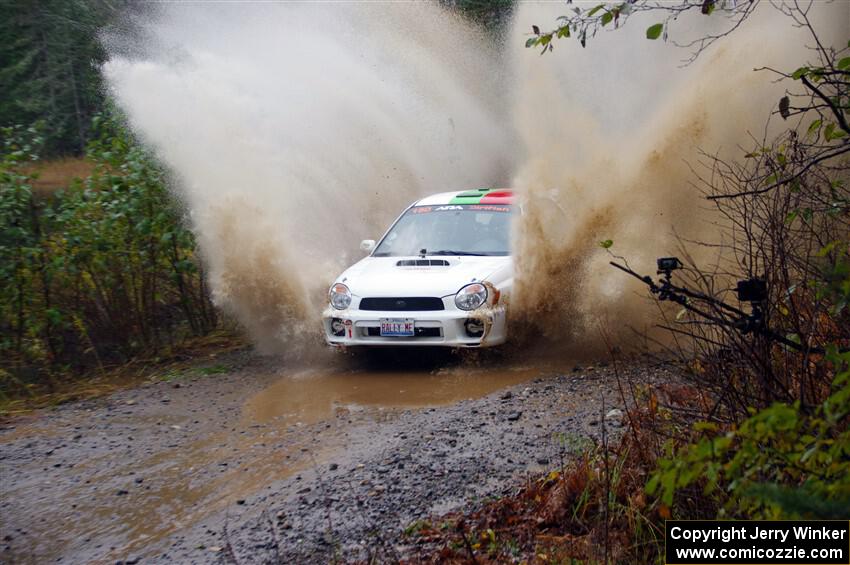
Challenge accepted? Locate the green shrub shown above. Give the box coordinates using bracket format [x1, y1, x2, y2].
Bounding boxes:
[0, 113, 217, 387]
[648, 347, 850, 519]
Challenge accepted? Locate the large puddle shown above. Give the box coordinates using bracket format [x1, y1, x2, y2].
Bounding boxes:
[243, 362, 550, 426]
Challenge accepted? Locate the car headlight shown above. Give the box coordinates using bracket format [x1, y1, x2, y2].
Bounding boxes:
[329, 283, 352, 310]
[455, 283, 488, 311]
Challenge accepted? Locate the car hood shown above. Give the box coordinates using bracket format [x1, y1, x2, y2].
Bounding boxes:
[338, 255, 511, 298]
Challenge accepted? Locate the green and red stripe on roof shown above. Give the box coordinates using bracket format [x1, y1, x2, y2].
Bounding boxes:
[416, 188, 514, 206]
[449, 187, 514, 205]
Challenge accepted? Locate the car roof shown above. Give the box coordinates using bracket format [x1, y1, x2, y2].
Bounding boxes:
[415, 188, 515, 206]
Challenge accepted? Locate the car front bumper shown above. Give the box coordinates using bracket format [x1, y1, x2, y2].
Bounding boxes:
[322, 304, 507, 348]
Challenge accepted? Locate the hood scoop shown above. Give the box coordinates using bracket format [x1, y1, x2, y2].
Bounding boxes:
[396, 259, 450, 267]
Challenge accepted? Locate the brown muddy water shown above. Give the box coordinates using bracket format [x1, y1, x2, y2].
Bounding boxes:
[244, 364, 545, 424]
[1, 357, 563, 564]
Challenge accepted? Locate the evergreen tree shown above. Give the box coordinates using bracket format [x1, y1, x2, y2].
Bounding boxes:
[0, 0, 119, 156]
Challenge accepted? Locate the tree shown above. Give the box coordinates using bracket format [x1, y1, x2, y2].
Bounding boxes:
[440, 0, 515, 31]
[0, 0, 125, 156]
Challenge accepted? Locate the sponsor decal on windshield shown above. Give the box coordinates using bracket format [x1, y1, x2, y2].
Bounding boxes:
[468, 205, 511, 212]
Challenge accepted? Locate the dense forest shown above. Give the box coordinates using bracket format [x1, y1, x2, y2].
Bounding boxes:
[1, 0, 118, 156]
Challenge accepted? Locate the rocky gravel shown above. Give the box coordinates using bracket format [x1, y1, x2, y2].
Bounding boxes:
[220, 369, 633, 564]
[0, 352, 664, 564]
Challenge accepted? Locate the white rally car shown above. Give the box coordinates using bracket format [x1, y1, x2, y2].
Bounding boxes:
[323, 188, 515, 347]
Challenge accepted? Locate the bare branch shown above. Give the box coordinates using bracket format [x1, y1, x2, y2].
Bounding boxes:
[707, 143, 850, 200]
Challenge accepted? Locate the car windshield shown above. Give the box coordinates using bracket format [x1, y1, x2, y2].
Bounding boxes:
[373, 204, 514, 257]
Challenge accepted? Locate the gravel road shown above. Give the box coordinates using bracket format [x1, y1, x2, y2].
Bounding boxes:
[0, 350, 662, 564]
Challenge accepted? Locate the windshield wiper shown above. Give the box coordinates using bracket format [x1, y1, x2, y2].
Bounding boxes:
[429, 250, 488, 256]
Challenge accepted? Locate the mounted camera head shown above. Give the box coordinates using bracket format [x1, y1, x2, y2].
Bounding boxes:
[736, 278, 767, 304]
[656, 257, 683, 278]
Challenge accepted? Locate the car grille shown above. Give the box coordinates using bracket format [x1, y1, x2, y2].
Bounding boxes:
[359, 297, 444, 311]
[364, 327, 442, 337]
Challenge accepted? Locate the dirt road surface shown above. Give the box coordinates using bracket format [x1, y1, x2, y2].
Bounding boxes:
[0, 349, 662, 563]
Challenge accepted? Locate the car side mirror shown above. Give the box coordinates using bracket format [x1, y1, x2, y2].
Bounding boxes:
[360, 239, 376, 252]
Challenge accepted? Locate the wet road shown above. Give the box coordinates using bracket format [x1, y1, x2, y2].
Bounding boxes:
[1, 349, 598, 563]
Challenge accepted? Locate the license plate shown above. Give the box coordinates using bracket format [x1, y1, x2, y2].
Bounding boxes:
[380, 318, 414, 337]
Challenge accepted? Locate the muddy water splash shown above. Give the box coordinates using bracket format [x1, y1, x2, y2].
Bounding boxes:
[508, 2, 848, 350]
[104, 3, 848, 355]
[104, 3, 513, 353]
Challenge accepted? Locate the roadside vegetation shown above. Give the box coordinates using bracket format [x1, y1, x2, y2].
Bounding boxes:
[0, 115, 223, 411]
[0, 0, 225, 411]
